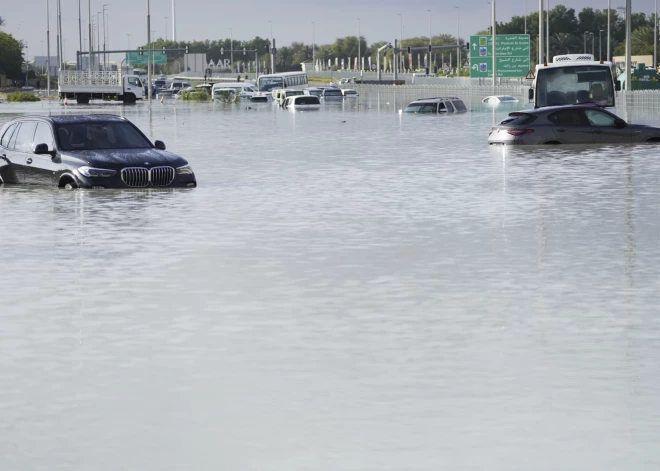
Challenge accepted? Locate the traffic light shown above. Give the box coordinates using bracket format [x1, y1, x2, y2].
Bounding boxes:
[243, 47, 246, 55]
[428, 44, 432, 52]
[138, 46, 144, 56]
[185, 45, 189, 54]
[407, 46, 411, 54]
[162, 46, 166, 55]
[221, 47, 224, 55]
[464, 43, 470, 50]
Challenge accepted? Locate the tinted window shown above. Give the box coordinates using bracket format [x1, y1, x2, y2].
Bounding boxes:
[295, 96, 320, 105]
[405, 103, 436, 113]
[323, 89, 343, 96]
[128, 77, 142, 87]
[500, 113, 538, 125]
[444, 101, 455, 112]
[33, 123, 55, 151]
[548, 110, 590, 126]
[0, 124, 17, 148]
[14, 121, 37, 153]
[585, 109, 619, 126]
[54, 121, 152, 150]
[452, 100, 467, 111]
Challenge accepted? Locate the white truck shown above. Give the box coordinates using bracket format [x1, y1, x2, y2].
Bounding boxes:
[58, 70, 145, 104]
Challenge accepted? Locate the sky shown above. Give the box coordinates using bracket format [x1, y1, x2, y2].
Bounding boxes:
[2, 0, 656, 62]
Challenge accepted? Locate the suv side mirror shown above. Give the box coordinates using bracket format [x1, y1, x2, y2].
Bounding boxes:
[34, 143, 55, 156]
[154, 140, 166, 150]
[615, 80, 621, 91]
[528, 88, 534, 100]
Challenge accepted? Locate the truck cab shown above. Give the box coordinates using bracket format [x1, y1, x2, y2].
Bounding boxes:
[528, 54, 620, 109]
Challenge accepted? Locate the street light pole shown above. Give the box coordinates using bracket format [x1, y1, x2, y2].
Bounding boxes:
[398, 14, 403, 73]
[88, 0, 92, 71]
[524, 0, 527, 35]
[230, 28, 233, 74]
[46, 0, 51, 95]
[97, 12, 101, 70]
[599, 29, 604, 60]
[427, 9, 431, 74]
[78, 0, 82, 69]
[584, 31, 589, 53]
[312, 22, 315, 71]
[655, 0, 657, 69]
[357, 17, 361, 76]
[147, 0, 151, 102]
[591, 32, 595, 56]
[455, 6, 460, 75]
[165, 16, 168, 41]
[102, 5, 108, 70]
[127, 33, 131, 65]
[607, 0, 611, 62]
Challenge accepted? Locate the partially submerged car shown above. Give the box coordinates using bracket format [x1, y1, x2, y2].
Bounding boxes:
[482, 95, 519, 104]
[488, 104, 660, 145]
[283, 95, 321, 110]
[0, 115, 197, 189]
[404, 97, 468, 113]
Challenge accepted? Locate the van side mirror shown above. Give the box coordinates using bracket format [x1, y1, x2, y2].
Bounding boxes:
[615, 80, 621, 91]
[154, 140, 166, 150]
[528, 88, 534, 100]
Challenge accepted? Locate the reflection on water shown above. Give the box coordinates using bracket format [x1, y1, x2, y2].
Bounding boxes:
[1, 98, 660, 471]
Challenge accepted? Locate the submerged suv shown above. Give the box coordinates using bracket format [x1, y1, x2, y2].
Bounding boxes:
[404, 96, 468, 113]
[0, 115, 197, 189]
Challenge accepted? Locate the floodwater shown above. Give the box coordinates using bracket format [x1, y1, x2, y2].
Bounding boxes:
[1, 95, 660, 471]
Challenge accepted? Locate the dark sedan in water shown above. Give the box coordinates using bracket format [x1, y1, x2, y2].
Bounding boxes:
[0, 115, 196, 189]
[488, 105, 660, 145]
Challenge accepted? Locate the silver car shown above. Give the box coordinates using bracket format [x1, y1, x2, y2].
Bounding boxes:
[488, 105, 660, 145]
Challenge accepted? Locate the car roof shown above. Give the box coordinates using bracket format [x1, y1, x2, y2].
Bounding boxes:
[514, 104, 609, 115]
[9, 114, 128, 125]
[408, 96, 463, 103]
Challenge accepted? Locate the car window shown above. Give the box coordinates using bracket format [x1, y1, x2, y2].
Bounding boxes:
[445, 101, 455, 112]
[438, 102, 446, 111]
[54, 122, 152, 150]
[584, 109, 619, 127]
[548, 109, 590, 126]
[452, 100, 467, 112]
[14, 121, 37, 153]
[8, 123, 21, 150]
[128, 77, 141, 87]
[33, 123, 55, 151]
[0, 124, 17, 148]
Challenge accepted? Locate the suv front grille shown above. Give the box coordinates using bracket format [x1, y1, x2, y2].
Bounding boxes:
[121, 166, 175, 187]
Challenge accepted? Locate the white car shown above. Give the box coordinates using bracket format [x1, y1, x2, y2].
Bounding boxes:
[482, 95, 519, 104]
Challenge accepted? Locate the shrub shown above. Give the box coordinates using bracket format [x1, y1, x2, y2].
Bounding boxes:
[180, 89, 211, 101]
[7, 91, 41, 102]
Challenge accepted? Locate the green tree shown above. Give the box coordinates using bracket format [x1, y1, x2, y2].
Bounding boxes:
[0, 16, 5, 27]
[613, 25, 655, 55]
[0, 31, 23, 79]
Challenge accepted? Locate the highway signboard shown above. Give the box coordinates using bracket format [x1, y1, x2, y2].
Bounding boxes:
[469, 34, 530, 78]
[126, 51, 168, 66]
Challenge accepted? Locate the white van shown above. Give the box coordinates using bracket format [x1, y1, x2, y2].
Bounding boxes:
[272, 88, 305, 106]
[211, 82, 258, 100]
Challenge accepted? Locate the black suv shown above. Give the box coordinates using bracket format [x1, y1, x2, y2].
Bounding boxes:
[0, 115, 196, 189]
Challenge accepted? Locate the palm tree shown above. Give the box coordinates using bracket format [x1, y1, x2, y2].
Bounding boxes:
[551, 32, 579, 55]
[631, 26, 654, 55]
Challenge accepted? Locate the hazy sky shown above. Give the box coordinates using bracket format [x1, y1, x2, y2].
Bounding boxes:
[2, 0, 655, 62]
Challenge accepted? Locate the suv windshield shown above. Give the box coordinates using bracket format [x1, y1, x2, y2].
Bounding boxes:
[54, 121, 152, 150]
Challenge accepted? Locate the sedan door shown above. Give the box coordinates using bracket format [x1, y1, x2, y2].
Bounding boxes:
[547, 109, 593, 144]
[0, 123, 21, 184]
[584, 109, 632, 144]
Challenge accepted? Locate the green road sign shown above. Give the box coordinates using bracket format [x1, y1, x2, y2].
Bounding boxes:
[126, 51, 168, 65]
[469, 34, 530, 78]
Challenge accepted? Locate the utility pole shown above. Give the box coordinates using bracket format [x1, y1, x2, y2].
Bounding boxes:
[357, 17, 361, 76]
[88, 0, 92, 71]
[78, 0, 82, 69]
[538, 0, 543, 64]
[147, 0, 152, 101]
[47, 0, 51, 95]
[172, 0, 176, 42]
[455, 7, 460, 75]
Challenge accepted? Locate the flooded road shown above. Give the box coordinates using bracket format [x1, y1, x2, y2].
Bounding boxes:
[1, 97, 660, 470]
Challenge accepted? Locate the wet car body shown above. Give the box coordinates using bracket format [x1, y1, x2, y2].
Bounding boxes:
[0, 115, 197, 189]
[404, 97, 468, 113]
[488, 104, 660, 145]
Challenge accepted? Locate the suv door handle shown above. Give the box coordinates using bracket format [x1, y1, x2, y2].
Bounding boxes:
[26, 158, 33, 164]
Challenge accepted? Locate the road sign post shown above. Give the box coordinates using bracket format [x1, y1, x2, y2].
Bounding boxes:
[469, 34, 530, 78]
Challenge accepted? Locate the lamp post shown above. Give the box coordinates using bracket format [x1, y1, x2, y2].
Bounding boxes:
[546, 0, 550, 62]
[96, 12, 101, 70]
[127, 33, 131, 65]
[591, 31, 595, 56]
[230, 28, 233, 73]
[165, 16, 168, 41]
[655, 0, 657, 69]
[24, 44, 29, 86]
[87, 0, 92, 71]
[398, 13, 403, 73]
[147, 0, 152, 102]
[102, 5, 108, 70]
[427, 9, 431, 74]
[455, 6, 460, 75]
[599, 29, 604, 60]
[269, 20, 273, 73]
[524, 0, 527, 34]
[357, 17, 361, 76]
[312, 22, 315, 71]
[607, 0, 611, 62]
[584, 31, 589, 53]
[78, 0, 82, 69]
[46, 0, 51, 95]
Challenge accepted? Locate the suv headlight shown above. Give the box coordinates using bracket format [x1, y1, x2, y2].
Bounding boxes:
[78, 166, 117, 177]
[176, 165, 194, 175]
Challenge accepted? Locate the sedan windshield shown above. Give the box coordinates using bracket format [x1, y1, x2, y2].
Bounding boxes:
[54, 122, 153, 150]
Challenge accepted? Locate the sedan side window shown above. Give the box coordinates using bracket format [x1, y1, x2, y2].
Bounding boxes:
[33, 123, 55, 151]
[0, 124, 17, 148]
[8, 123, 21, 150]
[548, 110, 590, 126]
[14, 121, 37, 153]
[585, 109, 619, 127]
